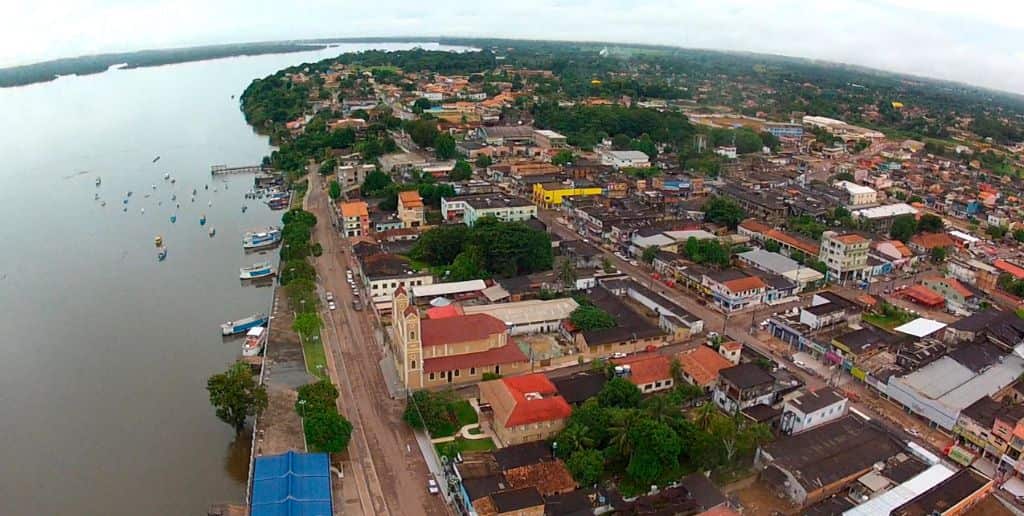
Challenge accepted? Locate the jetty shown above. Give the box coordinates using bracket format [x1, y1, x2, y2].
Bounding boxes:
[210, 164, 274, 176]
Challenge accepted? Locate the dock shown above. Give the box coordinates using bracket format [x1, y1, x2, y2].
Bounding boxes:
[211, 164, 274, 176]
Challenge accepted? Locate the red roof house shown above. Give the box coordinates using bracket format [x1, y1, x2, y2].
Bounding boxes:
[479, 373, 572, 446]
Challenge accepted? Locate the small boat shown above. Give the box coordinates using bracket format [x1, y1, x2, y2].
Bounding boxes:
[208, 200, 213, 207]
[144, 193, 150, 198]
[140, 208, 145, 214]
[199, 215, 206, 226]
[192, 188, 197, 195]
[209, 227, 216, 237]
[152, 156, 160, 163]
[164, 173, 170, 180]
[171, 194, 176, 201]
[170, 215, 176, 223]
[242, 227, 282, 250]
[176, 203, 180, 209]
[94, 193, 100, 200]
[100, 201, 106, 207]
[170, 177, 176, 184]
[154, 235, 163, 247]
[151, 184, 156, 190]
[241, 205, 247, 213]
[191, 197, 195, 203]
[95, 177, 101, 186]
[157, 247, 167, 261]
[221, 313, 269, 336]
[205, 184, 208, 191]
[122, 206, 127, 212]
[239, 261, 275, 280]
[241, 326, 268, 357]
[126, 191, 132, 197]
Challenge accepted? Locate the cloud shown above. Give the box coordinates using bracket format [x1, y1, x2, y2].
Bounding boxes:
[2, 0, 1023, 94]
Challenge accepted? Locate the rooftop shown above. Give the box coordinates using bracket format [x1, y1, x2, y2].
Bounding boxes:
[398, 190, 424, 208]
[894, 318, 947, 338]
[550, 371, 607, 405]
[611, 353, 672, 386]
[421, 313, 508, 347]
[853, 203, 918, 219]
[891, 469, 991, 516]
[463, 298, 580, 327]
[719, 363, 774, 389]
[339, 200, 368, 218]
[678, 346, 734, 387]
[491, 487, 545, 513]
[498, 374, 573, 428]
[787, 388, 845, 414]
[422, 342, 527, 373]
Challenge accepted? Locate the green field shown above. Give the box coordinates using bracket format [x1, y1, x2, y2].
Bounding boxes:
[436, 437, 496, 459]
[300, 330, 329, 379]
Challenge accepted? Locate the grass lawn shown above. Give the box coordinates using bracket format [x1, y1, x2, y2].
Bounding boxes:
[452, 400, 479, 427]
[436, 437, 496, 459]
[300, 330, 329, 380]
[863, 312, 913, 329]
[466, 426, 484, 436]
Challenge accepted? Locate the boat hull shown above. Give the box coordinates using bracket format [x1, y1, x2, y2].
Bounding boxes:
[220, 314, 269, 336]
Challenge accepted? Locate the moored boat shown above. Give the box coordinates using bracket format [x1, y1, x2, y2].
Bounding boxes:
[95, 177, 101, 186]
[154, 235, 163, 247]
[220, 313, 268, 336]
[157, 247, 167, 261]
[209, 227, 216, 237]
[239, 261, 275, 280]
[199, 215, 206, 226]
[242, 226, 282, 250]
[241, 326, 267, 357]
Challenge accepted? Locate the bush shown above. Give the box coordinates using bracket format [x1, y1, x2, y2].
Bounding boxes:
[296, 381, 339, 416]
[311, 242, 323, 257]
[481, 372, 502, 381]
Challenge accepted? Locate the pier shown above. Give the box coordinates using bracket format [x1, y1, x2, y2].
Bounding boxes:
[211, 164, 274, 175]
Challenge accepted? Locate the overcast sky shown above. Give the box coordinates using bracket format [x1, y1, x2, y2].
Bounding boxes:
[6, 0, 1024, 94]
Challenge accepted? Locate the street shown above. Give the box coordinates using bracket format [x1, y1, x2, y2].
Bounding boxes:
[306, 174, 448, 516]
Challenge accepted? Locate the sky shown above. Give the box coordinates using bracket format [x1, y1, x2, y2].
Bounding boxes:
[6, 0, 1024, 94]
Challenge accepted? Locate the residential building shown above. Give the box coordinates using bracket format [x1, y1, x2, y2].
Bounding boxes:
[338, 200, 369, 237]
[599, 149, 650, 168]
[738, 248, 824, 290]
[922, 276, 980, 314]
[908, 232, 955, 255]
[834, 180, 878, 207]
[337, 163, 374, 192]
[889, 469, 994, 516]
[398, 190, 425, 228]
[391, 288, 529, 390]
[531, 129, 567, 148]
[611, 353, 674, 394]
[782, 388, 849, 434]
[531, 181, 603, 209]
[358, 253, 434, 310]
[820, 231, 871, 284]
[441, 194, 537, 226]
[852, 203, 918, 232]
[713, 363, 776, 413]
[479, 374, 572, 446]
[677, 345, 735, 391]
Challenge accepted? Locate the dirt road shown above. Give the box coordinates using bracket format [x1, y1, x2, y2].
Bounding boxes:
[305, 175, 448, 516]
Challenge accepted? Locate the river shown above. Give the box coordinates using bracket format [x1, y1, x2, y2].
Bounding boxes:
[0, 41, 464, 515]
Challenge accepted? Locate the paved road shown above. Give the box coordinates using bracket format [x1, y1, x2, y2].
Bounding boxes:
[307, 175, 448, 516]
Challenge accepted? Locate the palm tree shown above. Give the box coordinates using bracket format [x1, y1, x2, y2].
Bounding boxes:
[642, 395, 677, 425]
[557, 423, 594, 456]
[608, 413, 637, 458]
[693, 401, 717, 431]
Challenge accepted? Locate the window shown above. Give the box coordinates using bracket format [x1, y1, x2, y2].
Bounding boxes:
[410, 331, 416, 340]
[429, 372, 435, 380]
[454, 369, 460, 377]
[470, 367, 476, 375]
[410, 360, 416, 370]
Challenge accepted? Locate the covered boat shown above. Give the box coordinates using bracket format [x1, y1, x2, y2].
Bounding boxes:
[240, 262, 275, 280]
[221, 313, 269, 336]
[242, 226, 282, 250]
[241, 326, 267, 357]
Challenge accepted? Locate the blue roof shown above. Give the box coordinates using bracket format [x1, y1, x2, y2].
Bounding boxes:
[252, 451, 333, 516]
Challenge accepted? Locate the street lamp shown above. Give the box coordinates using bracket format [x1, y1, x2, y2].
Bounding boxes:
[297, 399, 308, 417]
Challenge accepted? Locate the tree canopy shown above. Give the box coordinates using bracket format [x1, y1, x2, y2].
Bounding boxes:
[703, 196, 746, 229]
[411, 218, 553, 278]
[570, 305, 617, 331]
[597, 378, 642, 409]
[304, 409, 353, 453]
[207, 362, 269, 434]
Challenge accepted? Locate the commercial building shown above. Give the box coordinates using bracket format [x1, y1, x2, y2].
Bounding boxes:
[252, 451, 333, 516]
[358, 252, 434, 309]
[820, 231, 871, 284]
[738, 248, 825, 290]
[599, 149, 650, 168]
[441, 194, 537, 226]
[781, 388, 848, 435]
[531, 181, 603, 209]
[462, 298, 579, 336]
[765, 122, 804, 139]
[703, 269, 766, 313]
[531, 129, 567, 148]
[391, 288, 529, 390]
[713, 363, 776, 414]
[834, 180, 878, 207]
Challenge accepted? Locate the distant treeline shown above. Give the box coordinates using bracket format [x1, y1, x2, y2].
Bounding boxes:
[0, 42, 333, 88]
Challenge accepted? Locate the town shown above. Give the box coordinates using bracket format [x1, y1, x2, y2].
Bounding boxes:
[213, 41, 1024, 516]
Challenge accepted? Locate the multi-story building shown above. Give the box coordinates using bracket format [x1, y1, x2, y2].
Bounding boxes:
[781, 388, 848, 435]
[441, 194, 537, 226]
[703, 270, 766, 313]
[338, 200, 369, 237]
[336, 163, 374, 192]
[820, 231, 871, 284]
[479, 374, 572, 446]
[398, 190, 425, 228]
[765, 122, 804, 139]
[531, 181, 603, 209]
[834, 180, 877, 207]
[358, 253, 434, 311]
[599, 149, 650, 168]
[531, 129, 567, 149]
[391, 288, 529, 390]
[713, 363, 776, 414]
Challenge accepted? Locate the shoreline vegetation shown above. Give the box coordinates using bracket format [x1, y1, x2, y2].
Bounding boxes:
[0, 38, 441, 88]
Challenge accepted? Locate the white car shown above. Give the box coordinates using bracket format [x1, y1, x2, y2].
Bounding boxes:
[629, 260, 639, 266]
[793, 360, 807, 369]
[325, 292, 335, 303]
[904, 427, 922, 437]
[612, 352, 628, 359]
[328, 301, 337, 311]
[427, 478, 440, 495]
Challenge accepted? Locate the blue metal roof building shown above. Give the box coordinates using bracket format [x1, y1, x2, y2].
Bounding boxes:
[251, 451, 333, 516]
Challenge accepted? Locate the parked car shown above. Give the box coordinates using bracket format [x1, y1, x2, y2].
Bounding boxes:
[612, 352, 628, 359]
[325, 292, 335, 303]
[427, 479, 440, 495]
[327, 301, 337, 311]
[904, 427, 922, 437]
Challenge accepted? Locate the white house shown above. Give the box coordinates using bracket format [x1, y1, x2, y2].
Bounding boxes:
[782, 388, 848, 434]
[600, 150, 650, 168]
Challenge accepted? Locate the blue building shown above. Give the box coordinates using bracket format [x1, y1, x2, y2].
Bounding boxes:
[766, 123, 804, 139]
[251, 451, 333, 516]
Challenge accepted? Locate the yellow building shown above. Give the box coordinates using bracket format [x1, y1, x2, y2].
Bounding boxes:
[532, 182, 603, 209]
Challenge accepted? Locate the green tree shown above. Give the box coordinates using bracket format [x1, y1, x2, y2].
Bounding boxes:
[319, 158, 336, 176]
[570, 305, 617, 331]
[280, 259, 316, 285]
[626, 418, 681, 485]
[555, 423, 595, 457]
[412, 97, 432, 113]
[329, 179, 341, 200]
[448, 245, 487, 281]
[304, 410, 353, 453]
[475, 154, 493, 168]
[566, 449, 604, 486]
[282, 209, 317, 227]
[917, 213, 945, 233]
[434, 133, 457, 160]
[449, 159, 473, 181]
[611, 134, 631, 150]
[207, 362, 269, 434]
[405, 119, 439, 148]
[1014, 229, 1024, 243]
[642, 394, 678, 425]
[931, 246, 948, 263]
[764, 239, 781, 253]
[890, 214, 917, 242]
[988, 225, 1008, 239]
[551, 149, 576, 166]
[296, 380, 339, 416]
[641, 246, 659, 264]
[703, 196, 746, 229]
[693, 401, 717, 431]
[292, 312, 323, 337]
[598, 378, 643, 409]
[360, 170, 393, 197]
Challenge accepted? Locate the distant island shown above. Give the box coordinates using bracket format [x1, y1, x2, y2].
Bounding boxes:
[0, 38, 445, 88]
